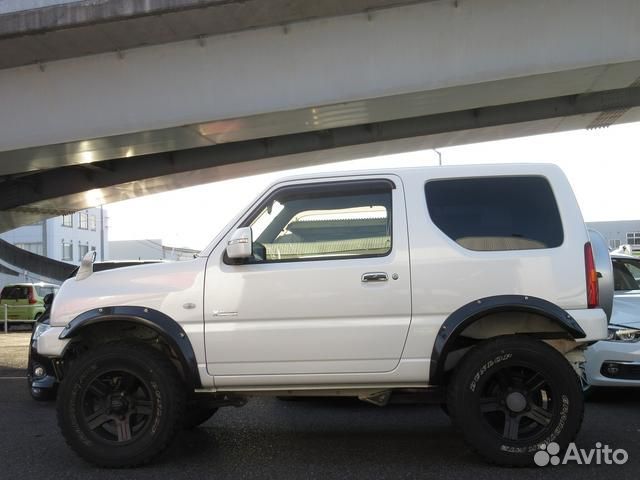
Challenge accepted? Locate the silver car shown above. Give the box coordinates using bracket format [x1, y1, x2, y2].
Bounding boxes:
[584, 254, 640, 389]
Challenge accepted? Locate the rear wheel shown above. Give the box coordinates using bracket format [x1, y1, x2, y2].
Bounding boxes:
[57, 343, 185, 468]
[447, 336, 584, 466]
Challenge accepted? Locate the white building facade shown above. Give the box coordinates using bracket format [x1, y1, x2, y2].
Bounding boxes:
[587, 220, 640, 252]
[1, 207, 108, 265]
[109, 239, 197, 262]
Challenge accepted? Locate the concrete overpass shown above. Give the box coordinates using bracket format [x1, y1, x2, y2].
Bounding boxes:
[1, 0, 640, 232]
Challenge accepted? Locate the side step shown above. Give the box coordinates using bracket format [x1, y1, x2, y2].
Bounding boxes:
[359, 388, 445, 407]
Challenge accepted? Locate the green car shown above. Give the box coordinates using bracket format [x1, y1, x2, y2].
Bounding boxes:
[0, 283, 59, 325]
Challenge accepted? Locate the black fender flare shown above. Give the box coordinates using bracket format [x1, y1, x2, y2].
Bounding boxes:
[429, 295, 586, 385]
[59, 306, 201, 389]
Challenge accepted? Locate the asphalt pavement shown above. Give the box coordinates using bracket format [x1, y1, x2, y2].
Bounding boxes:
[2, 332, 640, 479]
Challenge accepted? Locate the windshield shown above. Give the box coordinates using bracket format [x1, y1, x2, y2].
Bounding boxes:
[612, 258, 640, 291]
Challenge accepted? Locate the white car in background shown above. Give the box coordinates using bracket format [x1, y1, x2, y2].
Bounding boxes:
[584, 254, 640, 389]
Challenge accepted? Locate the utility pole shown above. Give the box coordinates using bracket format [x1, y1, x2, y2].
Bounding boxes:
[41, 218, 47, 257]
[100, 206, 105, 261]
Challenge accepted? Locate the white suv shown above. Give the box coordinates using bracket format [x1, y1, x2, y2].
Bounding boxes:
[35, 164, 610, 467]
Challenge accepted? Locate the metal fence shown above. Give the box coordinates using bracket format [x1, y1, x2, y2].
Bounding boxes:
[3, 304, 38, 333]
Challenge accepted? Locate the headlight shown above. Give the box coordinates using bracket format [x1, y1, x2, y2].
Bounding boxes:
[607, 326, 640, 342]
[32, 322, 51, 341]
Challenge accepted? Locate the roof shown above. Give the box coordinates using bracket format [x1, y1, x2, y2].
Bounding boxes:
[273, 163, 564, 185]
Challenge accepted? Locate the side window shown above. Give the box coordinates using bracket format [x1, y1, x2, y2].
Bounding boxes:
[79, 212, 89, 230]
[35, 286, 55, 297]
[425, 176, 563, 251]
[626, 232, 640, 246]
[62, 242, 73, 261]
[243, 180, 393, 263]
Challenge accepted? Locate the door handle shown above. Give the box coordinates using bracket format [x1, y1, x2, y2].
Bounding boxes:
[361, 272, 388, 283]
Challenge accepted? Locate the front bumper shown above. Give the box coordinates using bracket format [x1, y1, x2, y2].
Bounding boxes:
[584, 340, 640, 387]
[28, 326, 60, 400]
[35, 326, 70, 357]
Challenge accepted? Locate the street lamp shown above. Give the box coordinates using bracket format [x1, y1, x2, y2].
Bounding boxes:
[433, 148, 442, 166]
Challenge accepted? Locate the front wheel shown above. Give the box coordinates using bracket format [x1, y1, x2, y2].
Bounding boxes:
[57, 343, 186, 468]
[446, 336, 584, 466]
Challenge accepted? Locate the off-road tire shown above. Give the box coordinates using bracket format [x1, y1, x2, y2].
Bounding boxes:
[446, 335, 584, 467]
[57, 342, 186, 468]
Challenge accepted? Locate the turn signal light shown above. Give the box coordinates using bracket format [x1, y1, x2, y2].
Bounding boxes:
[584, 242, 599, 309]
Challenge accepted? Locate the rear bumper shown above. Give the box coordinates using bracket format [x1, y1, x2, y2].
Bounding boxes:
[566, 308, 608, 342]
[0, 304, 42, 322]
[584, 340, 640, 387]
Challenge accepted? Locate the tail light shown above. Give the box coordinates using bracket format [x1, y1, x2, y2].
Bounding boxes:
[27, 287, 37, 305]
[584, 242, 599, 309]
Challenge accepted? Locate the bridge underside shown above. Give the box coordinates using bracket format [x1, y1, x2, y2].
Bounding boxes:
[1, 0, 640, 231]
[2, 82, 640, 232]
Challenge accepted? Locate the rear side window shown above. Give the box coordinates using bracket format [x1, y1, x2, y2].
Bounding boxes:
[425, 176, 563, 251]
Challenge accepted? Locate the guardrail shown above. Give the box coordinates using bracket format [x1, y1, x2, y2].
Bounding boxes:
[3, 304, 40, 333]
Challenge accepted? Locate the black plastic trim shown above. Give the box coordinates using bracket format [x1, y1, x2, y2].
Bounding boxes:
[601, 361, 640, 380]
[429, 295, 586, 385]
[59, 306, 201, 388]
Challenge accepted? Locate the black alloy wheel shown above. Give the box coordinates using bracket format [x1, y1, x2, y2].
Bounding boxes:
[80, 369, 154, 444]
[57, 343, 185, 468]
[478, 365, 554, 442]
[447, 335, 584, 466]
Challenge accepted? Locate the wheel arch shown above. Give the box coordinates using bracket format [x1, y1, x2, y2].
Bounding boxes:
[59, 306, 201, 389]
[430, 295, 586, 385]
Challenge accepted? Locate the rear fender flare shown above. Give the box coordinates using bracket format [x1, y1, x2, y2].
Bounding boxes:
[429, 295, 586, 385]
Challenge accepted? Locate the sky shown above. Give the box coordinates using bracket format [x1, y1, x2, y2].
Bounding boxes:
[106, 122, 640, 250]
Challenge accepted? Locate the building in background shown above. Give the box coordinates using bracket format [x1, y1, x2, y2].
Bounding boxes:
[0, 207, 108, 286]
[108, 239, 198, 262]
[586, 220, 640, 252]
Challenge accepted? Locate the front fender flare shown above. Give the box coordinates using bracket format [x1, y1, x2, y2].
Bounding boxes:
[429, 295, 586, 385]
[59, 306, 201, 388]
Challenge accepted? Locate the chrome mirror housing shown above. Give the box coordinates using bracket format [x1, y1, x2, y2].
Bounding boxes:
[226, 227, 253, 259]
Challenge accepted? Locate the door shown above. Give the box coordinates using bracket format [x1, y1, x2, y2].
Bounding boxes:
[204, 176, 411, 378]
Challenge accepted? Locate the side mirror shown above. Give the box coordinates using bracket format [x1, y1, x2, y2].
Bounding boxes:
[76, 250, 97, 281]
[43, 293, 54, 306]
[226, 227, 253, 259]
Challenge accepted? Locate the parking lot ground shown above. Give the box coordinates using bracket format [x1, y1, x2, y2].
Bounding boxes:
[0, 330, 30, 376]
[2, 335, 640, 479]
